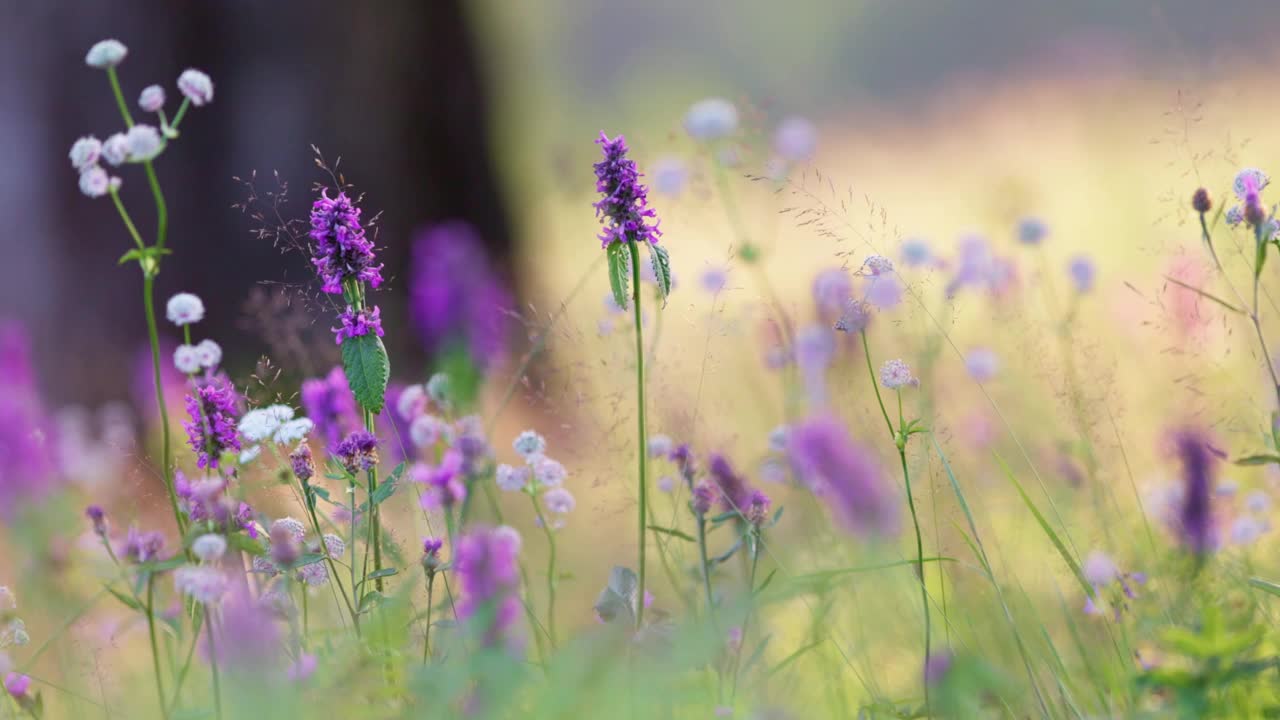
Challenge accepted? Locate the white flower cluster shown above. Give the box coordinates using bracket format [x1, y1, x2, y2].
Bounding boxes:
[495, 430, 576, 527]
[236, 405, 314, 465]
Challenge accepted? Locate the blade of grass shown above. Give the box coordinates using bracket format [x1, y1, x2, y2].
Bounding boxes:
[992, 451, 1093, 599]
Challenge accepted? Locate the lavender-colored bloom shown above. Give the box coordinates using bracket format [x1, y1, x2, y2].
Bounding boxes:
[964, 347, 1000, 382]
[414, 449, 467, 510]
[122, 527, 165, 563]
[1173, 426, 1219, 554]
[309, 189, 382, 295]
[946, 234, 1008, 297]
[745, 490, 772, 526]
[879, 359, 918, 389]
[194, 339, 221, 369]
[138, 85, 165, 113]
[300, 367, 359, 450]
[289, 442, 314, 482]
[593, 132, 662, 248]
[684, 98, 739, 141]
[495, 464, 528, 492]
[774, 116, 817, 162]
[125, 124, 164, 161]
[176, 69, 214, 106]
[4, 672, 30, 699]
[78, 166, 110, 198]
[812, 269, 852, 322]
[203, 590, 281, 671]
[691, 480, 716, 516]
[174, 565, 228, 605]
[530, 454, 567, 487]
[1082, 550, 1117, 586]
[900, 238, 932, 267]
[332, 305, 384, 345]
[288, 654, 317, 682]
[454, 526, 523, 649]
[651, 155, 689, 196]
[192, 533, 227, 562]
[1233, 168, 1269, 200]
[69, 136, 102, 171]
[453, 415, 493, 476]
[1068, 255, 1096, 293]
[422, 536, 445, 571]
[513, 430, 546, 458]
[85, 505, 108, 536]
[268, 523, 301, 568]
[865, 273, 902, 309]
[834, 299, 872, 334]
[1017, 216, 1049, 245]
[543, 487, 576, 514]
[102, 133, 129, 167]
[701, 267, 728, 294]
[708, 453, 752, 514]
[1226, 205, 1244, 226]
[788, 414, 898, 536]
[409, 221, 512, 366]
[85, 39, 127, 68]
[924, 652, 953, 686]
[335, 430, 379, 474]
[166, 293, 205, 326]
[182, 377, 241, 469]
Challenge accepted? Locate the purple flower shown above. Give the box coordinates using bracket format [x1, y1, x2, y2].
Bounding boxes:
[332, 305, 384, 345]
[592, 132, 662, 248]
[454, 526, 523, 649]
[122, 527, 165, 563]
[85, 505, 108, 536]
[289, 442, 315, 482]
[413, 449, 467, 510]
[182, 377, 241, 469]
[924, 651, 953, 686]
[812, 269, 852, 322]
[422, 536, 445, 571]
[409, 221, 512, 367]
[1172, 426, 1220, 554]
[203, 589, 280, 670]
[334, 430, 379, 475]
[4, 672, 30, 699]
[309, 189, 382, 295]
[708, 453, 752, 514]
[1068, 256, 1096, 294]
[745, 489, 772, 526]
[788, 414, 899, 537]
[0, 322, 55, 512]
[300, 367, 359, 450]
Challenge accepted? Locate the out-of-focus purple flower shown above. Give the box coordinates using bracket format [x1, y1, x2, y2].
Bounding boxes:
[309, 189, 382, 295]
[924, 652, 953, 686]
[651, 155, 689, 196]
[774, 116, 817, 162]
[85, 505, 108, 536]
[288, 653, 317, 682]
[964, 348, 1000, 382]
[289, 442, 314, 482]
[593, 133, 662, 248]
[745, 489, 772, 526]
[788, 414, 898, 537]
[701, 267, 729, 294]
[4, 672, 30, 699]
[453, 415, 492, 476]
[796, 325, 835, 407]
[335, 430, 379, 475]
[708, 453, 752, 514]
[543, 487, 575, 514]
[409, 221, 512, 367]
[1172, 426, 1220, 554]
[422, 536, 444, 571]
[0, 322, 55, 513]
[1233, 168, 1269, 200]
[454, 526, 523, 650]
[865, 273, 902, 309]
[812, 269, 852, 323]
[684, 98, 739, 141]
[331, 305, 384, 345]
[834, 299, 872, 334]
[692, 480, 716, 515]
[300, 367, 359, 450]
[122, 527, 165, 563]
[1068, 256, 1096, 293]
[413, 449, 467, 510]
[946, 234, 1016, 297]
[182, 377, 241, 469]
[1017, 217, 1049, 245]
[203, 589, 280, 670]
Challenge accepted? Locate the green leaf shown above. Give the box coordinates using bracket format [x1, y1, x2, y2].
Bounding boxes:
[607, 242, 630, 311]
[357, 591, 385, 614]
[1235, 454, 1280, 467]
[357, 568, 399, 589]
[646, 525, 695, 543]
[117, 246, 172, 266]
[341, 332, 390, 414]
[1249, 577, 1280, 598]
[106, 586, 143, 613]
[994, 453, 1093, 598]
[646, 244, 672, 301]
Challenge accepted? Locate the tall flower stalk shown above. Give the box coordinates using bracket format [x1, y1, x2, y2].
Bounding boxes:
[593, 132, 671, 628]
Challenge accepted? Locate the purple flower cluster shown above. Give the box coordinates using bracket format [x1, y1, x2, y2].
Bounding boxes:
[1172, 426, 1221, 554]
[413, 449, 467, 510]
[707, 453, 753, 514]
[592, 133, 662, 248]
[122, 527, 165, 563]
[0, 322, 54, 513]
[300, 367, 359, 450]
[335, 430, 379, 475]
[788, 414, 899, 537]
[175, 473, 258, 536]
[309, 189, 383, 294]
[454, 526, 522, 649]
[182, 376, 241, 469]
[409, 222, 513, 367]
[332, 305, 384, 345]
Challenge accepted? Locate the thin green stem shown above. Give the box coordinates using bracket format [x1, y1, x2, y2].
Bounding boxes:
[145, 576, 169, 720]
[169, 97, 192, 133]
[299, 475, 359, 628]
[696, 513, 716, 618]
[205, 614, 223, 720]
[730, 531, 761, 704]
[860, 332, 894, 437]
[109, 190, 146, 251]
[627, 240, 649, 628]
[106, 67, 135, 129]
[530, 494, 559, 648]
[144, 162, 169, 250]
[363, 408, 385, 594]
[422, 573, 435, 665]
[143, 272, 186, 539]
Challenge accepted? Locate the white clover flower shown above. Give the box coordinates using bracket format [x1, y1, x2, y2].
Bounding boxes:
[238, 445, 262, 464]
[322, 534, 344, 559]
[270, 517, 307, 542]
[396, 384, 427, 421]
[194, 339, 222, 368]
[513, 430, 546, 458]
[177, 69, 214, 106]
[684, 98, 739, 141]
[238, 405, 294, 443]
[879, 359, 918, 390]
[174, 565, 227, 605]
[102, 133, 129, 166]
[495, 463, 528, 492]
[85, 39, 128, 69]
[774, 116, 817, 162]
[647, 435, 673, 458]
[69, 136, 102, 171]
[273, 418, 313, 445]
[530, 454, 567, 487]
[409, 414, 449, 449]
[191, 533, 228, 563]
[78, 166, 109, 198]
[173, 344, 201, 374]
[138, 85, 165, 113]
[542, 487, 576, 514]
[125, 124, 164, 162]
[166, 293, 205, 326]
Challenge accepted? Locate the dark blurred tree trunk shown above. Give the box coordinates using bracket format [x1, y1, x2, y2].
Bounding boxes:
[7, 0, 512, 406]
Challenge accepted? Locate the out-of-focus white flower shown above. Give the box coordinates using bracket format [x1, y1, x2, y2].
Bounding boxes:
[194, 339, 222, 368]
[173, 344, 201, 374]
[138, 85, 165, 113]
[543, 487, 575, 514]
[239, 445, 262, 464]
[239, 405, 295, 443]
[774, 116, 817, 162]
[496, 464, 528, 492]
[174, 565, 227, 605]
[684, 98, 739, 141]
[69, 136, 102, 171]
[102, 133, 129, 166]
[192, 534, 228, 562]
[409, 414, 449, 449]
[530, 454, 567, 487]
[177, 69, 214, 106]
[125, 124, 164, 161]
[85, 40, 128, 69]
[513, 430, 546, 458]
[273, 418, 313, 445]
[166, 293, 205, 326]
[396, 384, 427, 421]
[1082, 550, 1117, 586]
[78, 166, 110, 198]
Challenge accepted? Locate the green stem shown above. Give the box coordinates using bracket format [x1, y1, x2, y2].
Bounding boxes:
[423, 573, 435, 665]
[627, 240, 649, 628]
[145, 576, 169, 720]
[106, 67, 135, 129]
[696, 513, 716, 618]
[144, 162, 169, 251]
[530, 494, 559, 648]
[299, 476, 359, 629]
[205, 614, 223, 720]
[143, 271, 186, 539]
[108, 190, 146, 251]
[730, 531, 761, 704]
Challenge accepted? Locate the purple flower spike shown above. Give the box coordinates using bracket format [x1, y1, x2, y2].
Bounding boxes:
[309, 189, 383, 294]
[454, 526, 523, 650]
[593, 133, 662, 248]
[182, 377, 241, 469]
[332, 305, 384, 345]
[788, 414, 899, 537]
[1172, 426, 1220, 555]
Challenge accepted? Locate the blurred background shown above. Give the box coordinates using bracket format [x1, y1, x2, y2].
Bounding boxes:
[4, 0, 1279, 406]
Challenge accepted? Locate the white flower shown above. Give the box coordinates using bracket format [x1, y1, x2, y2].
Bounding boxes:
[684, 98, 739, 141]
[194, 339, 222, 368]
[177, 69, 214, 106]
[409, 414, 449, 449]
[1233, 167, 1270, 200]
[543, 487, 576, 514]
[323, 534, 345, 559]
[102, 133, 129, 166]
[78, 166, 109, 198]
[879, 359, 918, 389]
[166, 293, 205, 325]
[173, 344, 201, 374]
[396, 384, 426, 421]
[530, 454, 567, 487]
[297, 561, 328, 587]
[174, 565, 227, 605]
[647, 435, 673, 458]
[273, 418, 314, 445]
[238, 405, 295, 443]
[85, 39, 128, 69]
[252, 555, 279, 578]
[238, 445, 262, 464]
[69, 136, 102, 171]
[270, 517, 307, 542]
[125, 124, 164, 161]
[191, 534, 228, 562]
[657, 476, 675, 493]
[513, 430, 546, 458]
[138, 85, 165, 113]
[768, 425, 789, 453]
[495, 464, 528, 492]
[862, 255, 894, 276]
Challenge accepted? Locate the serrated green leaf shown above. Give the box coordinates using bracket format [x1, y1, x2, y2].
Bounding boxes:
[607, 242, 630, 311]
[646, 243, 672, 301]
[341, 332, 389, 414]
